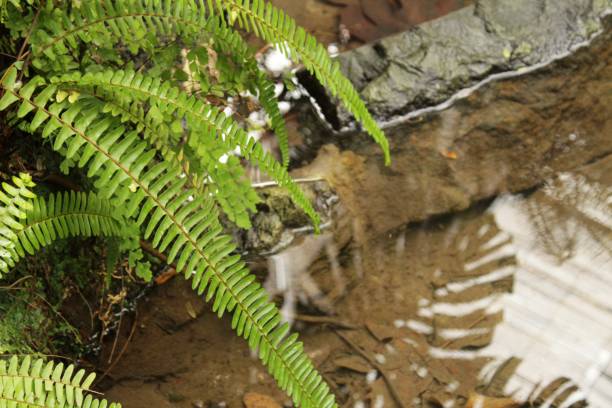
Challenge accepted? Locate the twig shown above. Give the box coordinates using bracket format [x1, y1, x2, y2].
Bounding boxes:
[251, 176, 325, 189]
[295, 314, 359, 330]
[0, 274, 33, 290]
[140, 239, 169, 264]
[16, 5, 41, 61]
[107, 304, 124, 364]
[333, 330, 407, 408]
[0, 51, 16, 59]
[15, 2, 43, 81]
[95, 310, 139, 386]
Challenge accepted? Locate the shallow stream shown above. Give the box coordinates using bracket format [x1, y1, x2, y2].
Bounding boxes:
[97, 2, 612, 407]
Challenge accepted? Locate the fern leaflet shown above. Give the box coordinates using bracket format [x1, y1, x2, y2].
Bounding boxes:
[1, 191, 125, 278]
[0, 173, 36, 274]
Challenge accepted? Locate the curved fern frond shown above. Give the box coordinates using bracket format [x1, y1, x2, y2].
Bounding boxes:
[50, 69, 319, 228]
[0, 68, 337, 408]
[27, 0, 359, 167]
[0, 167, 126, 277]
[80, 89, 261, 229]
[27, 1, 294, 222]
[209, 0, 391, 164]
[0, 172, 36, 274]
[2, 191, 124, 278]
[0, 355, 121, 408]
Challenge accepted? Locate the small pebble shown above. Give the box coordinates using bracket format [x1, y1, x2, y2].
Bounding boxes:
[374, 353, 386, 365]
[417, 367, 428, 378]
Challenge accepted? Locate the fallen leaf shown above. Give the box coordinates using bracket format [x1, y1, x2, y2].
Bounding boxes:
[365, 320, 395, 343]
[154, 267, 178, 285]
[441, 150, 458, 159]
[243, 392, 282, 408]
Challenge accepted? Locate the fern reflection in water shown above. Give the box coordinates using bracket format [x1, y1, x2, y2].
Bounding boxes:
[0, 1, 391, 407]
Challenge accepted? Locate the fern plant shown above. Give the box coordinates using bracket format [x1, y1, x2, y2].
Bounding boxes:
[0, 1, 390, 407]
[0, 355, 121, 407]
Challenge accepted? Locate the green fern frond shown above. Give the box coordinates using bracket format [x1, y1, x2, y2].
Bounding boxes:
[0, 163, 126, 277]
[0, 355, 121, 408]
[27, 2, 243, 74]
[50, 69, 319, 228]
[80, 89, 260, 229]
[210, 0, 391, 164]
[25, 0, 349, 168]
[0, 172, 36, 273]
[31, 0, 207, 72]
[255, 71, 290, 167]
[209, 18, 291, 166]
[0, 68, 337, 408]
[1, 191, 125, 277]
[26, 1, 294, 223]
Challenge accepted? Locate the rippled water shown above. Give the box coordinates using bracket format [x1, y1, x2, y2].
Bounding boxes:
[258, 160, 611, 407]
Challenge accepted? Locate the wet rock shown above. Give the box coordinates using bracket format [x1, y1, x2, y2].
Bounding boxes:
[243, 392, 282, 408]
[295, 13, 612, 236]
[235, 182, 339, 253]
[246, 212, 284, 250]
[327, 0, 611, 122]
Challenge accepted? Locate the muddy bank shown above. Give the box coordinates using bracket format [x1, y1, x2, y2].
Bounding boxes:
[295, 12, 612, 236]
